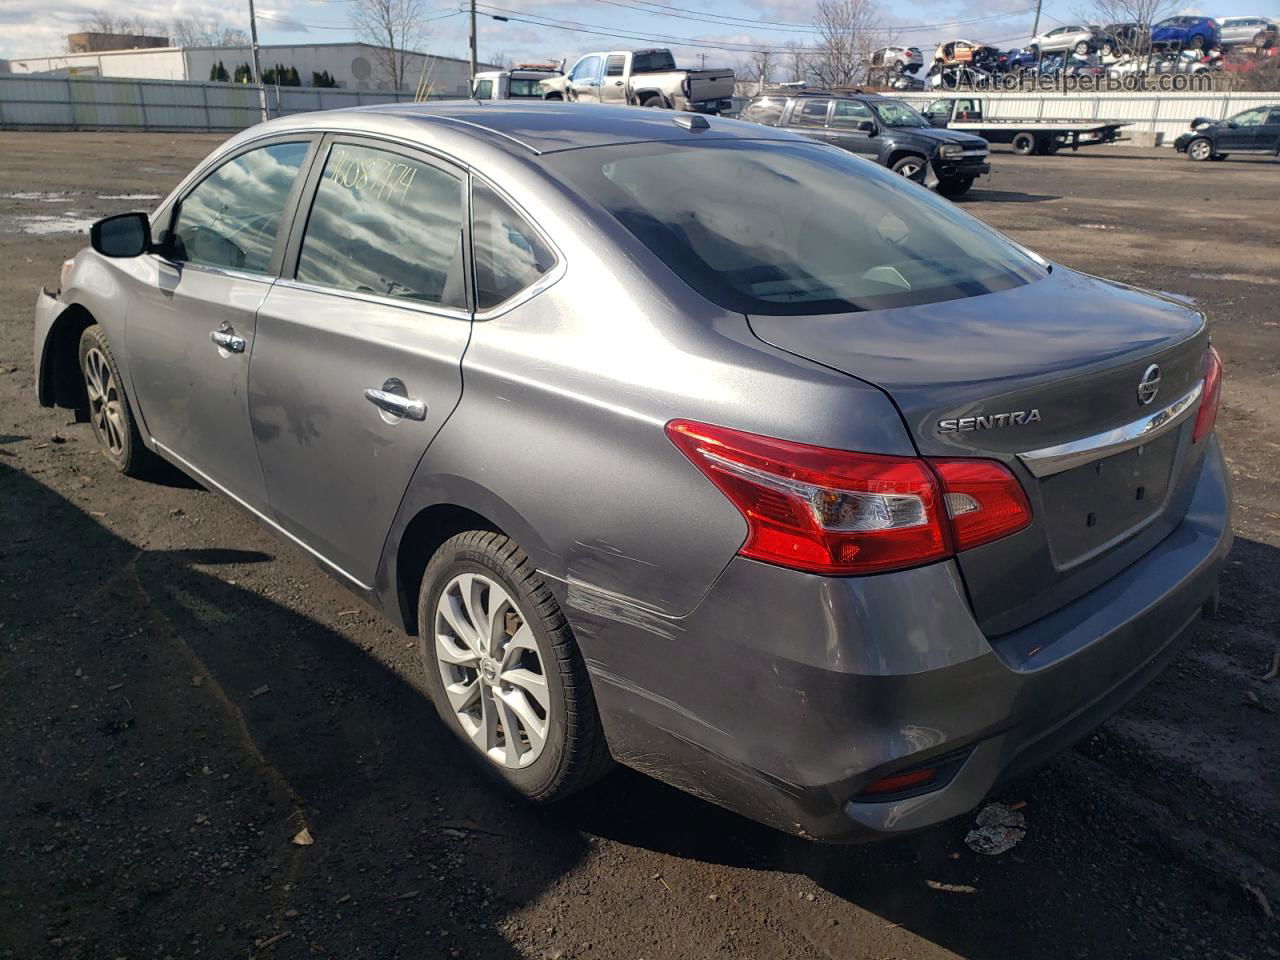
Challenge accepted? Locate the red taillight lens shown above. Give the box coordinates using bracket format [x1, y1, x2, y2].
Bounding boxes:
[932, 459, 1033, 550]
[665, 420, 1032, 575]
[1192, 345, 1222, 444]
[860, 767, 937, 796]
[666, 420, 948, 575]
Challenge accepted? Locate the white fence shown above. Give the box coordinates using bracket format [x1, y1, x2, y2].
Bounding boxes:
[0, 75, 430, 132]
[887, 90, 1280, 146]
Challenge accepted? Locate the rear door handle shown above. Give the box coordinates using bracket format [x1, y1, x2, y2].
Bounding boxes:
[210, 329, 246, 353]
[365, 387, 427, 421]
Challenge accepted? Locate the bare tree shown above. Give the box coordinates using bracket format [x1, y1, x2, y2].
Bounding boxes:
[745, 49, 774, 92]
[77, 10, 154, 36]
[350, 0, 432, 89]
[810, 0, 882, 88]
[169, 17, 249, 48]
[1077, 0, 1177, 58]
[782, 40, 810, 84]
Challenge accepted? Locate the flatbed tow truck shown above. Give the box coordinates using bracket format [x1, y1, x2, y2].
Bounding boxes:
[919, 97, 1131, 155]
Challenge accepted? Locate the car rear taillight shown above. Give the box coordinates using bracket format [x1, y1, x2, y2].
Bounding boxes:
[1192, 345, 1222, 443]
[665, 420, 1032, 576]
[933, 459, 1033, 549]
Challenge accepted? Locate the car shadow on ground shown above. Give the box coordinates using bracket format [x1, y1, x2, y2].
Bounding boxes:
[963, 188, 1061, 203]
[0, 464, 590, 959]
[3, 463, 1272, 960]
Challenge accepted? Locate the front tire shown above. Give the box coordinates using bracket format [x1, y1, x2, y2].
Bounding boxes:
[78, 325, 155, 476]
[418, 531, 612, 802]
[1074, 41, 1090, 56]
[1187, 137, 1214, 161]
[891, 154, 928, 182]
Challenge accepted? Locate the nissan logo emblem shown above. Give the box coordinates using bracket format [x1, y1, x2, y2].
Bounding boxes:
[1137, 364, 1161, 406]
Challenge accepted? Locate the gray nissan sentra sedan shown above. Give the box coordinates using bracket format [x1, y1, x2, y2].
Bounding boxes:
[33, 102, 1231, 842]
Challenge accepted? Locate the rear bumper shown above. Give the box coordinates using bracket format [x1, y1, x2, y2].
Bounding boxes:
[569, 435, 1231, 842]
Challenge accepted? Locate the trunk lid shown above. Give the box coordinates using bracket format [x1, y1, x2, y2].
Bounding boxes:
[748, 267, 1210, 635]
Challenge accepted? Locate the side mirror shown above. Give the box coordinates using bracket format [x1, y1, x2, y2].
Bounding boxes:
[1227, 121, 1237, 128]
[857, 119, 877, 133]
[90, 212, 152, 258]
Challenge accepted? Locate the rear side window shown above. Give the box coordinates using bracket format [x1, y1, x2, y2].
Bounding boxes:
[295, 143, 464, 306]
[793, 99, 830, 127]
[605, 55, 626, 77]
[741, 98, 784, 125]
[472, 181, 557, 310]
[171, 141, 309, 274]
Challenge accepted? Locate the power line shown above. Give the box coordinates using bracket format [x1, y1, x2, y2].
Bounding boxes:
[256, 8, 462, 30]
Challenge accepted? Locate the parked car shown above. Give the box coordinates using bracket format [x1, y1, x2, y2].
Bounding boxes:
[996, 48, 1039, 73]
[870, 46, 924, 71]
[1028, 24, 1112, 57]
[932, 39, 1001, 70]
[35, 101, 1230, 844]
[1217, 16, 1278, 48]
[1175, 104, 1280, 159]
[472, 65, 562, 101]
[36, 101, 1231, 844]
[891, 71, 926, 91]
[1037, 53, 1106, 77]
[740, 91, 990, 196]
[1151, 16, 1221, 51]
[539, 48, 733, 113]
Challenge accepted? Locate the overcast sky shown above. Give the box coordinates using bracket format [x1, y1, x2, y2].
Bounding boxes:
[1, 0, 1263, 68]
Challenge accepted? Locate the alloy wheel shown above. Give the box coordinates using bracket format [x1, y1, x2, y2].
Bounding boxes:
[83, 346, 126, 456]
[896, 160, 924, 179]
[1189, 139, 1212, 161]
[433, 572, 550, 769]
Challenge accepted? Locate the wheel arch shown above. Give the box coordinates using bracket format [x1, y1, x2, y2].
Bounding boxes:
[39, 302, 97, 412]
[379, 480, 561, 637]
[886, 148, 928, 169]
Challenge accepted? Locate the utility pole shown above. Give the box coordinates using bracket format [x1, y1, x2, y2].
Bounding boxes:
[246, 0, 267, 120]
[469, 0, 478, 85]
[1030, 0, 1043, 42]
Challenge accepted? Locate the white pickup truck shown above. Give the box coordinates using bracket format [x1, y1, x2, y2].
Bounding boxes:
[540, 48, 735, 114]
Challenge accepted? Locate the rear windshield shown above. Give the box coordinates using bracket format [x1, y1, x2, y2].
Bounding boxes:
[632, 50, 677, 73]
[545, 139, 1045, 315]
[508, 78, 544, 97]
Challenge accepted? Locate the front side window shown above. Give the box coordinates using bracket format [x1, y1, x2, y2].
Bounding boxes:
[295, 143, 464, 306]
[794, 99, 830, 127]
[472, 182, 557, 310]
[473, 78, 493, 99]
[571, 56, 601, 81]
[547, 139, 1045, 316]
[871, 100, 928, 127]
[830, 99, 873, 128]
[171, 141, 309, 273]
[1231, 108, 1269, 126]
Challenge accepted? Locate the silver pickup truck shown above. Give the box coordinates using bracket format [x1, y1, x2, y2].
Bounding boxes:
[540, 48, 734, 113]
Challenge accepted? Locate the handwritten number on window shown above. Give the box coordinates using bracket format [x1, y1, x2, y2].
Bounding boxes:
[329, 148, 417, 205]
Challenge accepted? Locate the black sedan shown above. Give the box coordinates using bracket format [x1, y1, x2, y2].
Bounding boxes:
[1174, 104, 1280, 161]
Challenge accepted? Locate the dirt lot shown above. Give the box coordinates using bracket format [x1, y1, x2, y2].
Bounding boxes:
[0, 131, 1277, 960]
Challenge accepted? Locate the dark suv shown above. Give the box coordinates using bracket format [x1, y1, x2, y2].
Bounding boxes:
[1174, 105, 1280, 161]
[740, 92, 990, 197]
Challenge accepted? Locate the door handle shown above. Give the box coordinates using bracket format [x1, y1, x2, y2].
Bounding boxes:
[365, 387, 427, 422]
[210, 329, 246, 353]
[613, 80, 623, 86]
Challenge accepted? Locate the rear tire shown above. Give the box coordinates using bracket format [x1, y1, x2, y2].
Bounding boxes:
[1187, 137, 1214, 161]
[418, 531, 613, 803]
[1012, 132, 1036, 155]
[641, 95, 665, 108]
[1190, 34, 1206, 50]
[1074, 41, 1090, 56]
[937, 177, 974, 198]
[77, 325, 156, 477]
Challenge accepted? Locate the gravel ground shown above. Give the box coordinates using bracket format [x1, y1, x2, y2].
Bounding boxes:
[0, 131, 1277, 960]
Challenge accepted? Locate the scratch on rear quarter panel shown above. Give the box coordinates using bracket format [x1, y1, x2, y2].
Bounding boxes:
[565, 577, 683, 640]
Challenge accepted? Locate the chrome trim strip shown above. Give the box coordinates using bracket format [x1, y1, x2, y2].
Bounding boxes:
[1017, 379, 1203, 478]
[152, 441, 374, 591]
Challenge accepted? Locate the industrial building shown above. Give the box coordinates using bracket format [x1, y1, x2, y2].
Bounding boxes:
[6, 41, 496, 94]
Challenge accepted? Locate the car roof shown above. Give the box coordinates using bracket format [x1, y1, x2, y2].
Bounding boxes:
[237, 100, 799, 159]
[770, 90, 891, 101]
